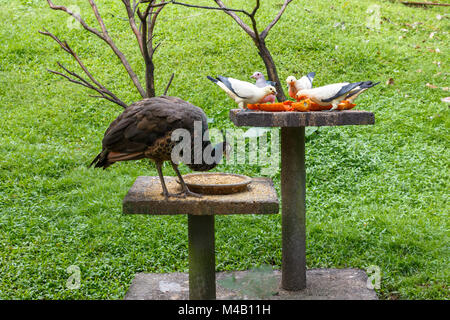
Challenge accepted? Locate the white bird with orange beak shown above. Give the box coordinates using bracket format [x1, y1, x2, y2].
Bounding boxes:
[207, 75, 277, 109]
[295, 81, 380, 111]
[250, 71, 277, 103]
[286, 72, 316, 99]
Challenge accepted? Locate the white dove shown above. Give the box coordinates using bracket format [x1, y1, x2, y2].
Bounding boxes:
[286, 72, 316, 99]
[296, 81, 380, 111]
[250, 72, 277, 103]
[250, 71, 277, 88]
[207, 75, 277, 109]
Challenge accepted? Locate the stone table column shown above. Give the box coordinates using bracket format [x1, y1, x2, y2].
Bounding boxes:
[229, 110, 375, 290]
[123, 176, 280, 299]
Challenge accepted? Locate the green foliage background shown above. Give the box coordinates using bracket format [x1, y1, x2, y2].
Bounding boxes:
[0, 0, 448, 299]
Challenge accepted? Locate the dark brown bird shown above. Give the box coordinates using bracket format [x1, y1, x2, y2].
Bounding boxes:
[90, 96, 228, 199]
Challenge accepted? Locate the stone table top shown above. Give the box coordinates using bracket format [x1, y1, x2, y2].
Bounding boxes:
[229, 109, 375, 127]
[123, 176, 279, 215]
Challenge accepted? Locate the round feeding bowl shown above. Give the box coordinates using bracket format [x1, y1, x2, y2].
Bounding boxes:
[179, 173, 252, 195]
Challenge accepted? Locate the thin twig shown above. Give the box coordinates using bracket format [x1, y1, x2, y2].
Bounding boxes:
[48, 64, 128, 108]
[40, 29, 128, 108]
[213, 0, 255, 37]
[141, 0, 171, 7]
[122, 0, 144, 55]
[261, 0, 293, 39]
[172, 0, 290, 101]
[46, 0, 146, 98]
[172, 0, 251, 15]
[164, 73, 175, 95]
[137, 2, 158, 97]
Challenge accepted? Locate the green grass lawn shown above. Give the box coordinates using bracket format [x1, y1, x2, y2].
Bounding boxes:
[0, 0, 449, 299]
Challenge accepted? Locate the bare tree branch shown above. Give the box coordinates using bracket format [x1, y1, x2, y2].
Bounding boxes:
[171, 0, 288, 101]
[122, 0, 144, 55]
[214, 0, 289, 101]
[149, 2, 165, 40]
[142, 0, 171, 7]
[45, 0, 146, 98]
[137, 1, 157, 97]
[213, 0, 255, 37]
[151, 42, 162, 57]
[45, 0, 103, 37]
[40, 29, 103, 90]
[48, 63, 128, 108]
[261, 0, 293, 39]
[171, 0, 250, 15]
[88, 0, 108, 35]
[164, 73, 175, 95]
[39, 29, 128, 108]
[171, 0, 255, 37]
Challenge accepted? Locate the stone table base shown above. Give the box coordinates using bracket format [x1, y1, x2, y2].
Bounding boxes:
[124, 269, 378, 300]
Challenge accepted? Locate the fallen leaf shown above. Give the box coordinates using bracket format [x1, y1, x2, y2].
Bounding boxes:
[416, 69, 422, 73]
[442, 87, 449, 91]
[426, 83, 438, 89]
[432, 61, 441, 67]
[387, 78, 395, 85]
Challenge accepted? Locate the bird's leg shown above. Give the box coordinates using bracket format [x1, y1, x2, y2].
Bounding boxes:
[170, 161, 202, 198]
[329, 100, 340, 111]
[238, 102, 253, 113]
[155, 161, 183, 200]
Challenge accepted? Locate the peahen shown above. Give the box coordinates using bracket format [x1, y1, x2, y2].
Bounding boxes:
[90, 96, 228, 199]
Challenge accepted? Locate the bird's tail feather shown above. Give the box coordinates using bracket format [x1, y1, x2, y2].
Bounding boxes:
[89, 150, 145, 169]
[206, 76, 218, 83]
[307, 72, 316, 80]
[360, 81, 380, 89]
[89, 150, 108, 168]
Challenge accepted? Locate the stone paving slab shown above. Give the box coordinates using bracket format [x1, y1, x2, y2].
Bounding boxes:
[123, 176, 279, 215]
[124, 269, 378, 300]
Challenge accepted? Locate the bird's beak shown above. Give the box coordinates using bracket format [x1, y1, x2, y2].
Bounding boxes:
[250, 75, 256, 79]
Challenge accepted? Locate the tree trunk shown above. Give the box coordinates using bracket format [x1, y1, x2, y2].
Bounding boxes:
[146, 47, 156, 98]
[257, 39, 287, 102]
